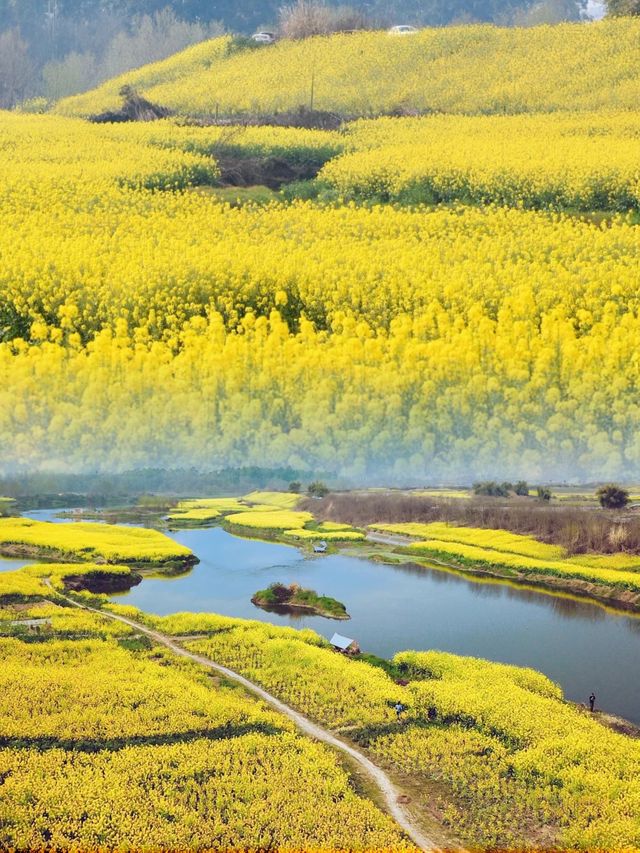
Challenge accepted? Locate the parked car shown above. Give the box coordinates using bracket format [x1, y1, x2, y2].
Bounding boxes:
[388, 25, 418, 35]
[251, 31, 276, 44]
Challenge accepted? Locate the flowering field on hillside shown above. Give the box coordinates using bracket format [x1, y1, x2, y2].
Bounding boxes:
[1, 145, 639, 478]
[54, 21, 640, 118]
[323, 112, 640, 210]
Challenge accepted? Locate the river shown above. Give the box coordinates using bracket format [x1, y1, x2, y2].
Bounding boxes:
[23, 510, 640, 723]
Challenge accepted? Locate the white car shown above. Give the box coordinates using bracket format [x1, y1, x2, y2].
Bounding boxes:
[388, 25, 418, 35]
[251, 32, 276, 44]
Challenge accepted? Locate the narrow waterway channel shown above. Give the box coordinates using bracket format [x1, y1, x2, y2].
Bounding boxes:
[0, 556, 36, 572]
[24, 510, 640, 724]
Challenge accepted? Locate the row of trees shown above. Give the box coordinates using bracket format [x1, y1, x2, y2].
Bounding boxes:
[473, 480, 633, 509]
[0, 9, 222, 107]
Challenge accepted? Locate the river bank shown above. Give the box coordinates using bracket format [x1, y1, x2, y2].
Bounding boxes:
[19, 506, 640, 724]
[359, 532, 640, 616]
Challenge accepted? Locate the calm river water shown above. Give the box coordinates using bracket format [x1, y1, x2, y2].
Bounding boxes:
[22, 511, 640, 723]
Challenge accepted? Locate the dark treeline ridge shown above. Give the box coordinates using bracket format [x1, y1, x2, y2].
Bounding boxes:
[0, 466, 330, 504]
[304, 492, 640, 555]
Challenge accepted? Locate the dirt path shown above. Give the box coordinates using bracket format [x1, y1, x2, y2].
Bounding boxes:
[55, 589, 445, 853]
[366, 531, 416, 547]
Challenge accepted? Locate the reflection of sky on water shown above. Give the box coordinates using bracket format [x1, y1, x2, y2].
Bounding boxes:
[0, 556, 36, 572]
[111, 525, 640, 724]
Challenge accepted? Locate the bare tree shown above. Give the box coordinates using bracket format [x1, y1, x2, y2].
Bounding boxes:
[508, 0, 584, 23]
[100, 9, 222, 81]
[606, 0, 640, 13]
[279, 0, 334, 37]
[0, 29, 36, 108]
[42, 50, 98, 100]
[278, 0, 369, 39]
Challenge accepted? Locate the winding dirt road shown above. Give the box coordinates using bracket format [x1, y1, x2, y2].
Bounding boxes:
[56, 590, 444, 852]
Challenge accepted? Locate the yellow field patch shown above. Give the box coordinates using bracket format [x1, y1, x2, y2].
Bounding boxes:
[224, 510, 313, 531]
[374, 522, 566, 560]
[55, 21, 640, 118]
[283, 528, 365, 541]
[167, 507, 221, 522]
[409, 539, 640, 592]
[0, 518, 191, 564]
[322, 112, 640, 210]
[243, 491, 302, 508]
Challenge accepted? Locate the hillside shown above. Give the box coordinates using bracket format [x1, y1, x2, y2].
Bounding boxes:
[54, 19, 640, 119]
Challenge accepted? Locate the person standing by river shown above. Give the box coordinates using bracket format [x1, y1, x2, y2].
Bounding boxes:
[589, 692, 596, 712]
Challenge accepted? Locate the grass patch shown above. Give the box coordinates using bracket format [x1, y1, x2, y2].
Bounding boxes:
[252, 582, 349, 620]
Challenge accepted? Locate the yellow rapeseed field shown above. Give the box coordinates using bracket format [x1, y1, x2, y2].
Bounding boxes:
[167, 610, 640, 850]
[322, 112, 640, 210]
[374, 522, 567, 559]
[2, 110, 640, 480]
[409, 539, 640, 591]
[224, 510, 313, 530]
[284, 527, 365, 541]
[4, 21, 640, 853]
[243, 490, 303, 508]
[0, 622, 409, 850]
[567, 553, 640, 571]
[54, 21, 640, 118]
[0, 518, 191, 563]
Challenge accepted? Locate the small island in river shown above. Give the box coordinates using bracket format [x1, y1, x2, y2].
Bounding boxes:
[251, 582, 349, 620]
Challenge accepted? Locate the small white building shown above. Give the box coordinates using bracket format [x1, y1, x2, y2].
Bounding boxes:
[330, 632, 360, 655]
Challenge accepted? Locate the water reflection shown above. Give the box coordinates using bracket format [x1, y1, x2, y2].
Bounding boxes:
[113, 525, 640, 724]
[19, 512, 640, 724]
[0, 556, 35, 573]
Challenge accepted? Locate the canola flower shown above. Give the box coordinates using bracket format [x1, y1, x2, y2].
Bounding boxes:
[322, 112, 640, 211]
[408, 539, 640, 592]
[243, 490, 303, 508]
[0, 518, 192, 564]
[0, 569, 49, 602]
[223, 510, 314, 530]
[170, 497, 252, 513]
[0, 616, 410, 850]
[284, 528, 365, 541]
[0, 113, 220, 193]
[2, 111, 640, 480]
[7, 586, 639, 849]
[174, 612, 640, 850]
[567, 553, 640, 571]
[167, 494, 300, 524]
[1, 733, 414, 850]
[54, 21, 640, 118]
[0, 562, 137, 603]
[374, 522, 567, 559]
[167, 506, 221, 522]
